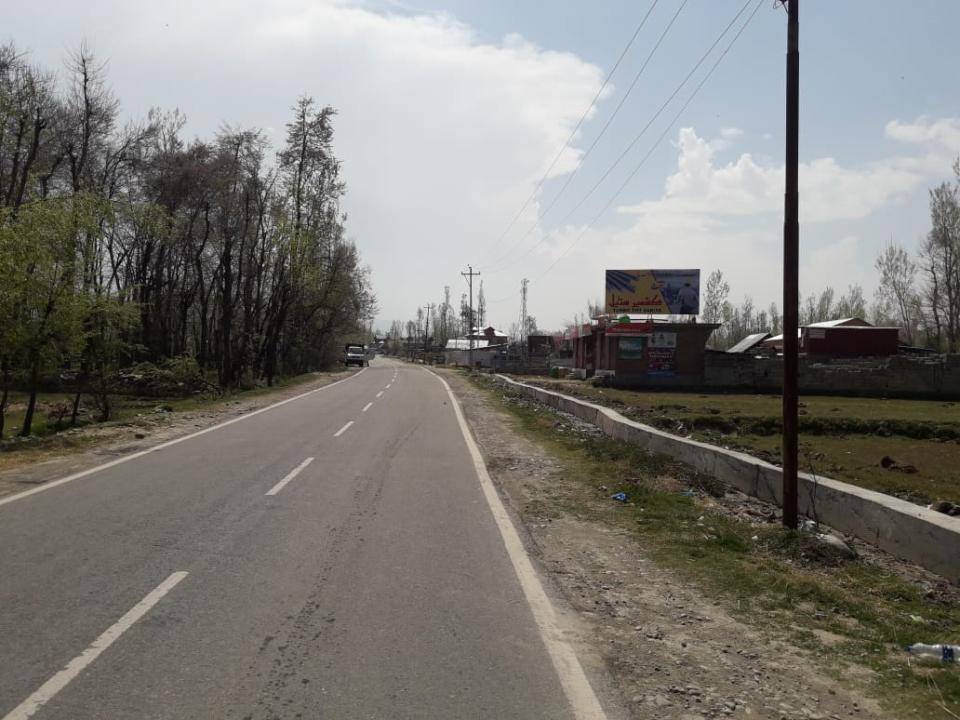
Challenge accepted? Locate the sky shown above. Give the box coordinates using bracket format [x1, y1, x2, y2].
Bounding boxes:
[7, 0, 960, 332]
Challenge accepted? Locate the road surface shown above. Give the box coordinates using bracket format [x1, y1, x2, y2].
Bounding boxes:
[0, 359, 609, 719]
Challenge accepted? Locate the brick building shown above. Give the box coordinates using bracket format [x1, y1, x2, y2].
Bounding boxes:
[572, 316, 719, 387]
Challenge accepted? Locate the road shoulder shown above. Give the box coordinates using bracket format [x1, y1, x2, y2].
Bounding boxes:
[440, 367, 892, 720]
[0, 370, 358, 501]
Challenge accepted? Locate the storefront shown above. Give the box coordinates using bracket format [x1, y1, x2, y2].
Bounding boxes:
[572, 316, 719, 387]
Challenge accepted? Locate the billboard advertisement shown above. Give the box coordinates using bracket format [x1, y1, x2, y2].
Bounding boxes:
[605, 269, 700, 315]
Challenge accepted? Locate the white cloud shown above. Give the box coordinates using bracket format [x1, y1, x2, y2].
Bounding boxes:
[12, 3, 956, 331]
[886, 116, 960, 149]
[21, 0, 604, 327]
[524, 120, 958, 321]
[619, 127, 923, 223]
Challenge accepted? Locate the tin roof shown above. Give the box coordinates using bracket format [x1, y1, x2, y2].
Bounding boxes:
[727, 332, 771, 353]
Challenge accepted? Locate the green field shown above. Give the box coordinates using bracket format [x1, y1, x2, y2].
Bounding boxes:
[515, 377, 960, 506]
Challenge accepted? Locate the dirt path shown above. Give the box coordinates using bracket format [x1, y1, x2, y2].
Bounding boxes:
[442, 368, 885, 720]
[0, 370, 356, 500]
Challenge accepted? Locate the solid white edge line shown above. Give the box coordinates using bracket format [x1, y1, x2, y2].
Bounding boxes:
[424, 368, 607, 720]
[362, 402, 373, 413]
[333, 421, 354, 438]
[265, 456, 315, 496]
[0, 369, 367, 510]
[2, 571, 189, 720]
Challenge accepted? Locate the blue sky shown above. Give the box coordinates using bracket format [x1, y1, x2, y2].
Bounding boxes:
[8, 1, 960, 330]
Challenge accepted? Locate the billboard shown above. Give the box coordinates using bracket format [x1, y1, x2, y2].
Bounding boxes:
[605, 269, 700, 315]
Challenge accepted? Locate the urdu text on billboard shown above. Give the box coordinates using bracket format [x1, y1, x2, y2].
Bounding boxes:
[605, 269, 700, 315]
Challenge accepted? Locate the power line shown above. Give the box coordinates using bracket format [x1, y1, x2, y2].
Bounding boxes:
[534, 0, 764, 283]
[477, 0, 662, 266]
[486, 0, 763, 308]
[484, 0, 753, 276]
[481, 0, 687, 271]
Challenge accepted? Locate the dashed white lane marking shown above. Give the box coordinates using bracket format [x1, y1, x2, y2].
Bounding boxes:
[2, 572, 189, 720]
[376, 391, 384, 398]
[362, 402, 373, 413]
[425, 369, 608, 720]
[0, 369, 367, 510]
[265, 457, 314, 496]
[333, 421, 354, 438]
[385, 384, 392, 389]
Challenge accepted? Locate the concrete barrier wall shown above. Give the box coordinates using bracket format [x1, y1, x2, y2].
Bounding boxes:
[494, 374, 960, 583]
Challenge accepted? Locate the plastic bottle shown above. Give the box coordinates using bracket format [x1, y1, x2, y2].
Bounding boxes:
[907, 644, 958, 662]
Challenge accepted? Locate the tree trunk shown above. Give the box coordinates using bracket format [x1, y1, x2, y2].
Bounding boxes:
[70, 389, 82, 427]
[19, 356, 40, 437]
[0, 358, 10, 439]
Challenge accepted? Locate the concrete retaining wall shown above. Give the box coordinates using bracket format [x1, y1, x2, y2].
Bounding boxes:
[494, 374, 960, 583]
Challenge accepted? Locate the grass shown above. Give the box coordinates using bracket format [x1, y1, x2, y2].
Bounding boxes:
[0, 370, 346, 454]
[470, 373, 960, 719]
[515, 377, 960, 506]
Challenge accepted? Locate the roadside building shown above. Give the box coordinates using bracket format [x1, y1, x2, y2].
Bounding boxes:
[571, 316, 719, 386]
[762, 318, 900, 357]
[444, 327, 509, 367]
[468, 326, 509, 345]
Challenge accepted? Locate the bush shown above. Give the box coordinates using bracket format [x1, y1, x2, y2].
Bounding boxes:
[116, 356, 213, 397]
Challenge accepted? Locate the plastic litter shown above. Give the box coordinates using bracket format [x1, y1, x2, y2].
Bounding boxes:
[610, 492, 628, 503]
[906, 643, 958, 662]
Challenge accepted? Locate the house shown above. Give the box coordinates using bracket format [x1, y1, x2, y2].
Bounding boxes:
[444, 327, 509, 366]
[762, 318, 900, 357]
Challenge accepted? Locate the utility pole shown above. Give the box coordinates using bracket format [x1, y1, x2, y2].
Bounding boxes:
[424, 302, 435, 355]
[461, 265, 480, 368]
[781, 0, 799, 529]
[519, 278, 529, 360]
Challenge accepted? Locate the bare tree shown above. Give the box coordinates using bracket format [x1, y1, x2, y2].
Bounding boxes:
[873, 240, 920, 343]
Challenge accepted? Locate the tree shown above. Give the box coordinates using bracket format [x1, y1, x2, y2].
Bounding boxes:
[919, 158, 960, 351]
[873, 241, 920, 343]
[476, 280, 486, 329]
[701, 270, 732, 348]
[0, 43, 377, 437]
[701, 270, 730, 325]
[2, 196, 93, 435]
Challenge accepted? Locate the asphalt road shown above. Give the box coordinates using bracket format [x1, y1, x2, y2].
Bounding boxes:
[0, 358, 609, 720]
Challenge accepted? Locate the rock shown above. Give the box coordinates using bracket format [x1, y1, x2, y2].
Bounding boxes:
[929, 500, 960, 517]
[814, 533, 857, 560]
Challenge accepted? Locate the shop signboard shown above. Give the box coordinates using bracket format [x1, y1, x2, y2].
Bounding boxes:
[618, 337, 645, 359]
[606, 321, 653, 336]
[650, 330, 677, 348]
[647, 347, 676, 376]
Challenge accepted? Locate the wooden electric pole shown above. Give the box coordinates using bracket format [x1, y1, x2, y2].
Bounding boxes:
[781, 0, 800, 529]
[462, 265, 481, 368]
[424, 303, 435, 355]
